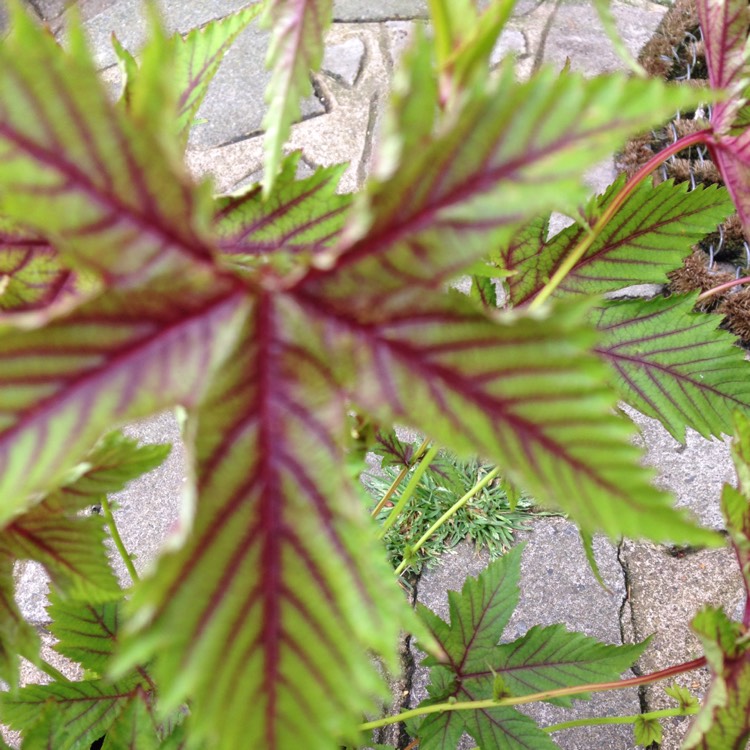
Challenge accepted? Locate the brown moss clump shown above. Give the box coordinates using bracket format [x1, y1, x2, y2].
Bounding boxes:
[668, 250, 735, 311]
[718, 288, 750, 345]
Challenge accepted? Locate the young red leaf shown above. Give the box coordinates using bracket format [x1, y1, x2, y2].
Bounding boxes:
[306, 65, 713, 304]
[682, 605, 750, 749]
[261, 0, 333, 192]
[116, 306, 411, 750]
[593, 294, 750, 441]
[696, 0, 750, 236]
[497, 178, 733, 305]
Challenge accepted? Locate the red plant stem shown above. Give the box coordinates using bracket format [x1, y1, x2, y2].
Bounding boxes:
[359, 657, 707, 732]
[696, 276, 750, 302]
[531, 128, 713, 308]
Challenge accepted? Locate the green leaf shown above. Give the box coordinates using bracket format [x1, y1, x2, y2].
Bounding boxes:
[115, 311, 411, 750]
[0, 288, 248, 521]
[0, 556, 40, 686]
[0, 5, 215, 283]
[497, 179, 734, 305]
[593, 294, 750, 441]
[102, 690, 160, 750]
[261, 0, 333, 193]
[484, 624, 647, 707]
[173, 6, 262, 147]
[308, 66, 715, 302]
[47, 593, 122, 675]
[308, 291, 716, 544]
[216, 154, 352, 276]
[633, 714, 663, 746]
[0, 677, 143, 750]
[579, 529, 610, 592]
[682, 606, 750, 749]
[416, 549, 645, 750]
[665, 682, 699, 710]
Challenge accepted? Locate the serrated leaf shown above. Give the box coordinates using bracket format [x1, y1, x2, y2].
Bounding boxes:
[497, 179, 734, 305]
[416, 550, 640, 749]
[0, 287, 247, 521]
[306, 66, 715, 304]
[475, 624, 647, 707]
[0, 677, 143, 750]
[300, 290, 716, 544]
[216, 154, 352, 276]
[374, 428, 418, 469]
[0, 556, 40, 685]
[47, 594, 122, 674]
[0, 5, 215, 283]
[173, 6, 262, 147]
[665, 682, 699, 710]
[633, 714, 662, 746]
[102, 689, 160, 750]
[593, 294, 750, 441]
[696, 0, 750, 236]
[115, 309, 410, 750]
[261, 0, 333, 192]
[682, 606, 750, 749]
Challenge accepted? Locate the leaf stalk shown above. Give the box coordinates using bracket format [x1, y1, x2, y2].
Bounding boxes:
[358, 656, 706, 731]
[371, 437, 431, 518]
[100, 494, 139, 584]
[543, 704, 699, 733]
[529, 128, 713, 309]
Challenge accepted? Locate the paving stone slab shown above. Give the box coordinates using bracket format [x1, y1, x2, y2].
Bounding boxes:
[624, 406, 735, 531]
[620, 541, 745, 750]
[411, 519, 641, 749]
[333, 0, 428, 22]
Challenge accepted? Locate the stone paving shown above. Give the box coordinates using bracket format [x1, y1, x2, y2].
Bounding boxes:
[6, 1, 749, 749]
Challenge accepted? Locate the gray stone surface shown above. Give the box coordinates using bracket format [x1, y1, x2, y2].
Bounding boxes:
[411, 521, 642, 749]
[333, 0, 428, 21]
[625, 406, 735, 532]
[322, 35, 366, 87]
[620, 541, 745, 750]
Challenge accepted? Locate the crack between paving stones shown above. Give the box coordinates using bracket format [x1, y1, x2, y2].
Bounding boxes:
[616, 541, 653, 724]
[357, 91, 380, 188]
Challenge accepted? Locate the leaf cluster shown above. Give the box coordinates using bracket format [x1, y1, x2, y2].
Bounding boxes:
[0, 0, 750, 748]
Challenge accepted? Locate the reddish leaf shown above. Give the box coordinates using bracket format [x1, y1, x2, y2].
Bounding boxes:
[696, 0, 750, 235]
[118, 301, 408, 750]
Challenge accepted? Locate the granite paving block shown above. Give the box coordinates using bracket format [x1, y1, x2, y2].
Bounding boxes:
[624, 405, 735, 531]
[322, 35, 366, 87]
[333, 0, 428, 22]
[620, 541, 745, 750]
[411, 520, 642, 750]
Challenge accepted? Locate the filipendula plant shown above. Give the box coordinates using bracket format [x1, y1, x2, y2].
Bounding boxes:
[1, 0, 750, 748]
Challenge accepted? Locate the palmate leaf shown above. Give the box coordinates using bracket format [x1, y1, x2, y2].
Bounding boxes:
[116, 306, 408, 750]
[592, 294, 750, 441]
[696, 0, 750, 235]
[298, 289, 716, 544]
[0, 676, 144, 750]
[261, 0, 333, 192]
[496, 178, 734, 306]
[304, 63, 715, 306]
[414, 549, 643, 750]
[215, 154, 352, 275]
